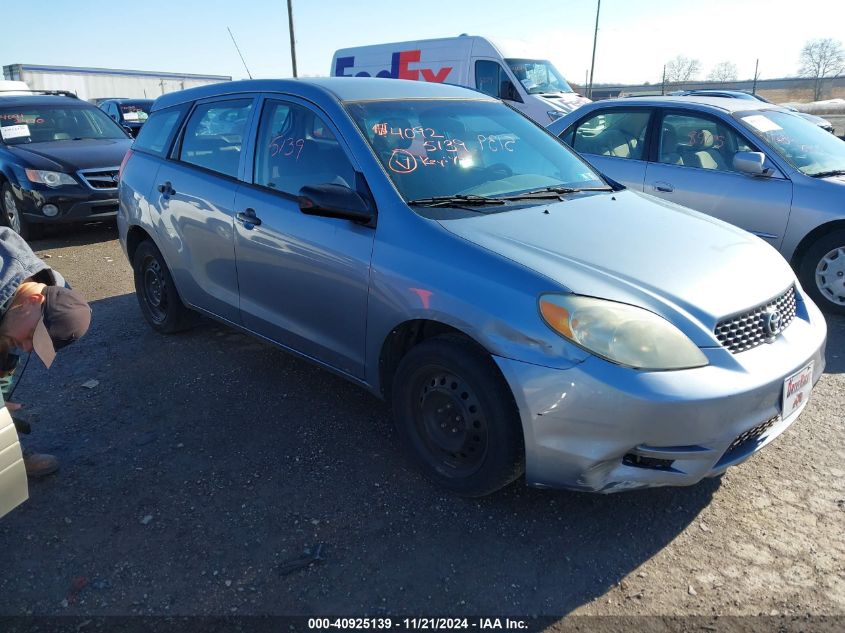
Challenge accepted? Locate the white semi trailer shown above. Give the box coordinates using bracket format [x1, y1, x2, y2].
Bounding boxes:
[2, 64, 231, 101]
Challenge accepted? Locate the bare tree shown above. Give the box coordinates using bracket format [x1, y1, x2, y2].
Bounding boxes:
[799, 38, 845, 100]
[707, 61, 738, 82]
[665, 55, 701, 84]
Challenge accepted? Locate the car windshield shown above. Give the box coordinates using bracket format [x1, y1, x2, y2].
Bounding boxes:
[505, 58, 574, 95]
[736, 109, 845, 177]
[345, 99, 605, 204]
[119, 101, 151, 123]
[0, 105, 126, 145]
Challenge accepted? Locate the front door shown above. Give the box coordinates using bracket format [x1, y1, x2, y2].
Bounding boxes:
[233, 98, 375, 378]
[644, 110, 793, 248]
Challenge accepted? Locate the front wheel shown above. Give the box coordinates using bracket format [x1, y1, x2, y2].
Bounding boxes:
[132, 240, 194, 333]
[798, 230, 845, 315]
[391, 335, 525, 497]
[1, 183, 41, 241]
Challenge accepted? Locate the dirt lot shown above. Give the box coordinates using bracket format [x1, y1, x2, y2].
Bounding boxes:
[0, 225, 843, 621]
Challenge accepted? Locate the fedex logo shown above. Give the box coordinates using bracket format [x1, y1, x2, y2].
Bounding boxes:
[335, 49, 453, 83]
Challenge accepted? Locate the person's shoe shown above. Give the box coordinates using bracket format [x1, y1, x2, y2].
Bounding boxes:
[23, 452, 59, 478]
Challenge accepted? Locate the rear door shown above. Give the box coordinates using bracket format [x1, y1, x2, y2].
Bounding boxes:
[643, 109, 792, 248]
[559, 107, 653, 191]
[232, 96, 375, 378]
[149, 96, 257, 323]
[0, 404, 27, 519]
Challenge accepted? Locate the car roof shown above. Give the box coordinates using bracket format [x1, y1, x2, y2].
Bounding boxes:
[152, 77, 496, 111]
[600, 95, 781, 113]
[0, 95, 90, 108]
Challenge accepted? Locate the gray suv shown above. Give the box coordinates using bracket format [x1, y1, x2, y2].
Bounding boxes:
[118, 79, 825, 496]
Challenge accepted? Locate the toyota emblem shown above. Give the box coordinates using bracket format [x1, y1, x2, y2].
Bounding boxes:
[764, 308, 783, 339]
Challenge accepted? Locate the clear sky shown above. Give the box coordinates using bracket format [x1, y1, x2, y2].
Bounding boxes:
[2, 0, 843, 85]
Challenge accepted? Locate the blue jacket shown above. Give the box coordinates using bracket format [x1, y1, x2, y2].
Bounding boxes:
[0, 228, 57, 317]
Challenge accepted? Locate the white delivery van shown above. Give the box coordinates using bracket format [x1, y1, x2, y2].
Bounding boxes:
[331, 35, 590, 126]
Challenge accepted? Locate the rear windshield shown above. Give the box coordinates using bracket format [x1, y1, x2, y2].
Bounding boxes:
[0, 105, 127, 144]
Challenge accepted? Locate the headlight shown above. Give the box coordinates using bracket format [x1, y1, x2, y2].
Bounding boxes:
[539, 294, 708, 370]
[24, 169, 77, 188]
[547, 110, 565, 122]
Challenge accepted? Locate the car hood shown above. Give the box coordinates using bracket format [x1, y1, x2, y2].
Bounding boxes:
[541, 93, 591, 112]
[436, 190, 796, 338]
[9, 138, 133, 171]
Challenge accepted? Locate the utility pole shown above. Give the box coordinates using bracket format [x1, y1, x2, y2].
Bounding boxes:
[661, 65, 666, 95]
[287, 0, 298, 78]
[587, 0, 601, 99]
[752, 59, 759, 94]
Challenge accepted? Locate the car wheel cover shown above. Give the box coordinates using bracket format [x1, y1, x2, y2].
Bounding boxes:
[142, 257, 169, 323]
[815, 246, 845, 306]
[3, 189, 21, 234]
[410, 367, 489, 478]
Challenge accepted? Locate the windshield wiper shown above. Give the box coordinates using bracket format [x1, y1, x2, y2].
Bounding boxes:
[500, 186, 613, 200]
[407, 194, 505, 207]
[807, 169, 845, 178]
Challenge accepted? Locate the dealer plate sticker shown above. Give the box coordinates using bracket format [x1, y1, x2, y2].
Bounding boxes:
[0, 124, 30, 140]
[782, 361, 813, 417]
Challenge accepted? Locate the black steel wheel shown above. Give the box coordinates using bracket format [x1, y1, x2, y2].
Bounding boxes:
[392, 335, 524, 496]
[132, 240, 194, 333]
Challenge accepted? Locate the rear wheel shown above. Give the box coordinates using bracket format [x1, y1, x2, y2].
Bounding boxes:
[391, 335, 525, 496]
[132, 240, 194, 333]
[798, 230, 845, 315]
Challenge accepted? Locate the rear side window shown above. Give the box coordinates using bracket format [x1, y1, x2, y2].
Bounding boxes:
[133, 104, 188, 157]
[179, 99, 253, 178]
[572, 110, 652, 160]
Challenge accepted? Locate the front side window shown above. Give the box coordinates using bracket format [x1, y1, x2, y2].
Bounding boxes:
[345, 99, 604, 203]
[0, 105, 126, 145]
[736, 109, 845, 177]
[475, 61, 506, 98]
[659, 113, 753, 172]
[505, 58, 574, 95]
[253, 100, 355, 196]
[572, 110, 651, 160]
[179, 99, 252, 178]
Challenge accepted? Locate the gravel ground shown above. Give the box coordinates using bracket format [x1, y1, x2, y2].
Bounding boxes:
[0, 224, 843, 619]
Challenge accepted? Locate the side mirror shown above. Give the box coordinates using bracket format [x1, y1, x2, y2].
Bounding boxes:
[298, 184, 374, 225]
[733, 151, 768, 176]
[500, 80, 523, 103]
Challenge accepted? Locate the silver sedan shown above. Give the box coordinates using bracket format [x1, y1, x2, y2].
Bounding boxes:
[550, 96, 845, 314]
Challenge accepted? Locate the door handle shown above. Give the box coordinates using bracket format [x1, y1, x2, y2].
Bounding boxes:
[157, 181, 176, 196]
[653, 181, 674, 193]
[235, 208, 262, 227]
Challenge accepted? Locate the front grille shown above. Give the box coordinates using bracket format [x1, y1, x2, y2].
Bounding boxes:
[78, 167, 120, 190]
[717, 414, 780, 466]
[715, 286, 797, 353]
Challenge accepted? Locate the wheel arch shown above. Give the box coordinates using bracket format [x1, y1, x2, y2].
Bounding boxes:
[125, 224, 155, 264]
[790, 220, 845, 268]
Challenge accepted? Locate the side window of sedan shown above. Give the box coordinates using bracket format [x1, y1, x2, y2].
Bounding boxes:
[572, 110, 651, 160]
[179, 99, 253, 178]
[659, 113, 753, 172]
[253, 100, 355, 196]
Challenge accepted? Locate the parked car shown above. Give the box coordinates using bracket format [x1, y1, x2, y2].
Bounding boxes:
[119, 78, 825, 496]
[331, 35, 590, 125]
[550, 95, 845, 314]
[0, 93, 133, 239]
[673, 90, 835, 133]
[98, 98, 154, 137]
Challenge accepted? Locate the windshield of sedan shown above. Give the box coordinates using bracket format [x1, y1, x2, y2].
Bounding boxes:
[0, 105, 126, 145]
[736, 109, 845, 177]
[505, 59, 574, 95]
[345, 99, 604, 202]
[119, 101, 151, 123]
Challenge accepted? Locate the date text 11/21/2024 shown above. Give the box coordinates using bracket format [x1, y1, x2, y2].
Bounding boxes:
[307, 618, 529, 630]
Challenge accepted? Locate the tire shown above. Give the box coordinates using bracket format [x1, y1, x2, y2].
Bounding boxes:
[798, 229, 845, 315]
[1, 182, 41, 241]
[391, 335, 525, 496]
[132, 240, 194, 333]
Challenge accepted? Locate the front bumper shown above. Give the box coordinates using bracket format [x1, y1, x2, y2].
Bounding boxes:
[12, 181, 118, 224]
[495, 294, 827, 493]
